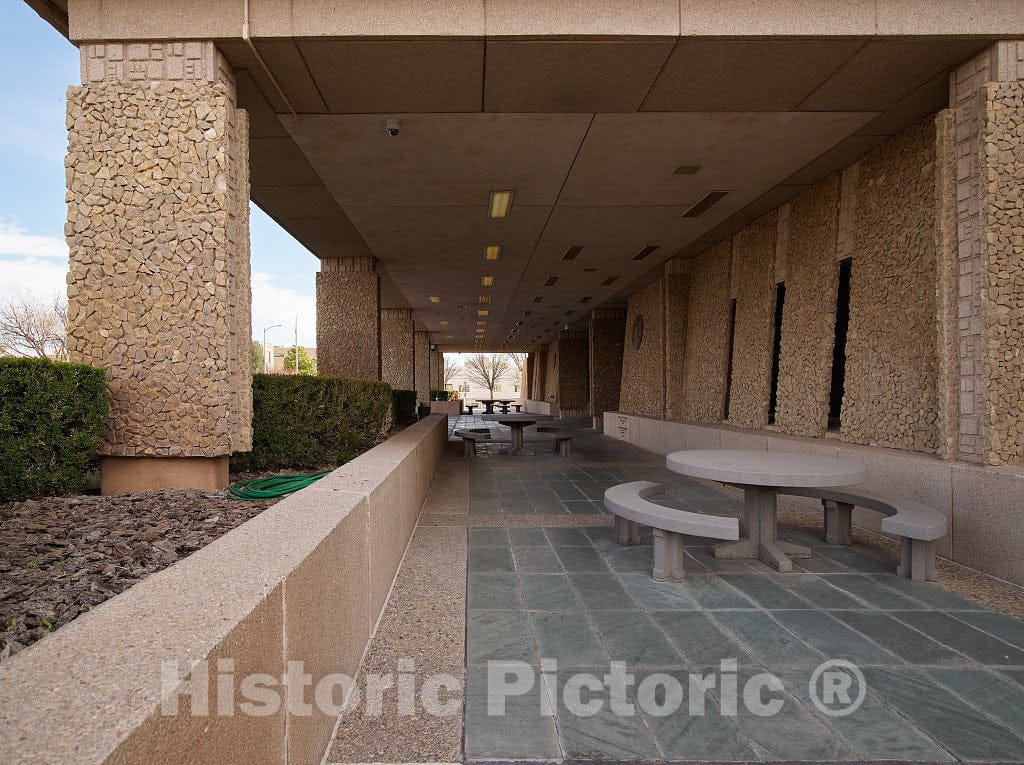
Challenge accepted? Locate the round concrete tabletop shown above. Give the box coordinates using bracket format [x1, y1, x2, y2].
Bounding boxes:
[666, 449, 866, 488]
[480, 413, 554, 423]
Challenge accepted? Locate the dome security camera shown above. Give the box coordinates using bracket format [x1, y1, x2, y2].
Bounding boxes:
[384, 117, 401, 137]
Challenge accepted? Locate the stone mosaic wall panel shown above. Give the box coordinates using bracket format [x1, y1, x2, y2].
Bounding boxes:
[679, 241, 732, 423]
[531, 347, 547, 400]
[380, 309, 414, 390]
[414, 331, 430, 404]
[618, 279, 664, 418]
[980, 81, 1024, 465]
[544, 341, 559, 403]
[774, 177, 841, 437]
[556, 333, 590, 417]
[727, 212, 777, 429]
[663, 266, 691, 422]
[65, 78, 252, 457]
[316, 260, 380, 381]
[588, 310, 625, 420]
[842, 118, 941, 454]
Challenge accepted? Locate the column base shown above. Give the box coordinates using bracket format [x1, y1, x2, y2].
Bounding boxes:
[100, 456, 230, 494]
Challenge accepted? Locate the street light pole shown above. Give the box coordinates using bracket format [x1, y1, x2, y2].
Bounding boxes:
[262, 324, 282, 372]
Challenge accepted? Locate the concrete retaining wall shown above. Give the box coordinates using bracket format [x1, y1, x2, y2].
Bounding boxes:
[605, 411, 1024, 587]
[523, 399, 558, 416]
[0, 414, 448, 765]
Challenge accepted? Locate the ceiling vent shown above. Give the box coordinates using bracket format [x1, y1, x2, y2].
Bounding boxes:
[673, 165, 701, 175]
[683, 190, 732, 218]
[544, 276, 560, 287]
[532, 296, 543, 304]
[601, 276, 618, 286]
[579, 296, 592, 304]
[630, 246, 660, 262]
[562, 245, 584, 261]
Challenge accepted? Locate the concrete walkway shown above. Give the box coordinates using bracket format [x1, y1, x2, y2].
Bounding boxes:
[328, 417, 1024, 764]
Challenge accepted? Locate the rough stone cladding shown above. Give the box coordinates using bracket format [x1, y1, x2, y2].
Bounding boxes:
[727, 212, 778, 430]
[980, 81, 1024, 465]
[316, 269, 380, 380]
[531, 347, 547, 400]
[679, 241, 733, 423]
[380, 309, 414, 390]
[663, 266, 691, 422]
[544, 341, 559, 403]
[65, 75, 252, 457]
[414, 331, 430, 404]
[556, 333, 590, 417]
[841, 118, 941, 454]
[774, 176, 842, 437]
[619, 279, 665, 418]
[934, 109, 961, 461]
[588, 310, 625, 420]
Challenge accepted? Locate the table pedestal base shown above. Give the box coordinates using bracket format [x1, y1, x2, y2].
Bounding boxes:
[499, 425, 535, 456]
[714, 486, 811, 572]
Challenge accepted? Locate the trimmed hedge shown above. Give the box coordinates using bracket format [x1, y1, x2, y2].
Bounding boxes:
[233, 373, 393, 472]
[0, 357, 108, 501]
[391, 389, 418, 429]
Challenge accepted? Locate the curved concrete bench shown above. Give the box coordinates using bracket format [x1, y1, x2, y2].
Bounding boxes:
[455, 429, 490, 457]
[536, 426, 575, 457]
[604, 481, 740, 582]
[781, 486, 947, 582]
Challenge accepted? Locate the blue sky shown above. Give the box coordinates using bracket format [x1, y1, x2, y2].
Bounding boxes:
[0, 2, 319, 346]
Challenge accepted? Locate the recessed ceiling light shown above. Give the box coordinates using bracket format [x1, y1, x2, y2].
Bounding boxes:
[477, 320, 486, 326]
[478, 309, 489, 316]
[429, 295, 440, 303]
[488, 190, 514, 218]
[484, 245, 501, 261]
[562, 245, 583, 261]
[673, 165, 701, 175]
[544, 276, 560, 287]
[683, 190, 732, 218]
[630, 246, 659, 262]
[579, 296, 592, 303]
[439, 319, 448, 325]
[523, 310, 532, 316]
[481, 275, 494, 287]
[601, 276, 618, 286]
[532, 296, 543, 304]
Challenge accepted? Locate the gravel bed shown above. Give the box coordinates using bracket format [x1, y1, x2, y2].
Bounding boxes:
[0, 489, 274, 660]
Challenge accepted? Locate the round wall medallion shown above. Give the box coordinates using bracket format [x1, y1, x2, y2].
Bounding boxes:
[631, 315, 644, 350]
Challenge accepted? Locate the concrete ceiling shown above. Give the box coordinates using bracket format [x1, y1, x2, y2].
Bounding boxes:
[219, 35, 991, 351]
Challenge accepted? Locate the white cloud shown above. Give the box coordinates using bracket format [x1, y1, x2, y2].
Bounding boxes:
[251, 271, 317, 348]
[0, 220, 69, 259]
[0, 255, 68, 302]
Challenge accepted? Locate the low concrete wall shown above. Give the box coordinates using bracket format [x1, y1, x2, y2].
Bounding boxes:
[0, 415, 448, 765]
[429, 399, 462, 415]
[605, 411, 1024, 586]
[523, 399, 558, 416]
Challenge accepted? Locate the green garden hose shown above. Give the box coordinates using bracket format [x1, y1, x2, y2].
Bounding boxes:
[228, 470, 331, 501]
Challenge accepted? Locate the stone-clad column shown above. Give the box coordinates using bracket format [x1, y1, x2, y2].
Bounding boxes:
[317, 257, 380, 380]
[67, 41, 251, 492]
[430, 348, 443, 391]
[555, 331, 590, 418]
[380, 308, 414, 390]
[589, 309, 626, 426]
[414, 331, 431, 404]
[948, 41, 1024, 465]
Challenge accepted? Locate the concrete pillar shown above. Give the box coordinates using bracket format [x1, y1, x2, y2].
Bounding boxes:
[530, 347, 547, 400]
[521, 353, 531, 400]
[414, 330, 430, 404]
[430, 348, 443, 391]
[664, 260, 692, 421]
[67, 41, 251, 493]
[589, 310, 626, 426]
[380, 308, 415, 390]
[947, 41, 1024, 465]
[317, 257, 380, 380]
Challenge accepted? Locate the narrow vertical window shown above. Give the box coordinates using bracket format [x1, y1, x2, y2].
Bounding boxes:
[723, 298, 738, 420]
[828, 259, 853, 431]
[768, 282, 785, 424]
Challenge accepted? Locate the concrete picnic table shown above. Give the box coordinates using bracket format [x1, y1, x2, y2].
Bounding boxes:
[665, 449, 866, 572]
[480, 413, 554, 456]
[478, 398, 514, 414]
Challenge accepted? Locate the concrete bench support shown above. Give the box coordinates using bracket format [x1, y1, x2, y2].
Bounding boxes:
[537, 426, 575, 457]
[783, 487, 947, 582]
[455, 429, 490, 457]
[605, 481, 739, 582]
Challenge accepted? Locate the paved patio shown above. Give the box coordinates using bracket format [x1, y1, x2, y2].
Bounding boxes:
[333, 417, 1024, 764]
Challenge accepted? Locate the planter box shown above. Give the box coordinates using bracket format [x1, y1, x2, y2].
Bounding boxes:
[429, 399, 463, 415]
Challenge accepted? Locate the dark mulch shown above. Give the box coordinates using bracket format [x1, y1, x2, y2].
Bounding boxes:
[0, 489, 274, 661]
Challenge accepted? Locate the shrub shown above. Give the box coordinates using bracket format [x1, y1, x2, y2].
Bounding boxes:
[0, 356, 108, 500]
[391, 389, 418, 429]
[233, 373, 393, 472]
[430, 389, 456, 401]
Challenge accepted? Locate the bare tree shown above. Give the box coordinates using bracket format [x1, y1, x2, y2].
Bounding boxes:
[506, 352, 527, 395]
[443, 357, 460, 389]
[462, 353, 512, 398]
[0, 291, 68, 360]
